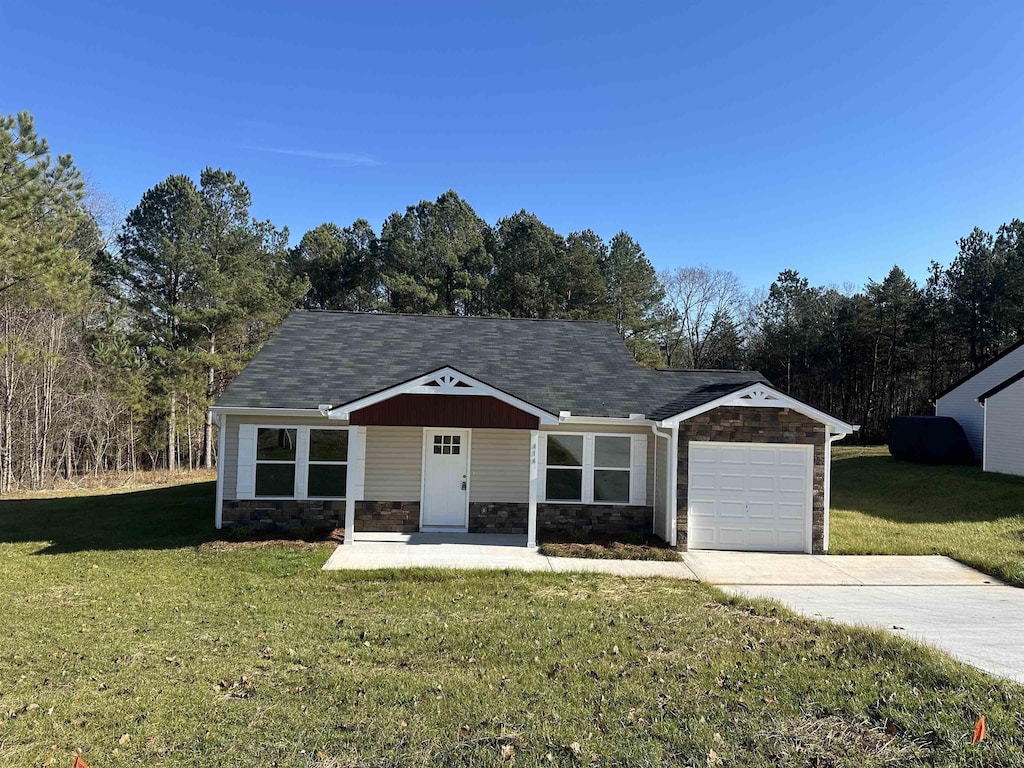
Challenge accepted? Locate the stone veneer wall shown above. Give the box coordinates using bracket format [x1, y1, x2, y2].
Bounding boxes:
[355, 501, 420, 533]
[675, 406, 825, 553]
[220, 499, 419, 533]
[222, 498, 654, 540]
[537, 504, 652, 539]
[469, 502, 528, 534]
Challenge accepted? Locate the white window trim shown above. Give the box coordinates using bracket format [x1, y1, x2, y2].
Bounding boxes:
[252, 425, 300, 500]
[305, 425, 351, 500]
[543, 432, 638, 506]
[251, 424, 351, 501]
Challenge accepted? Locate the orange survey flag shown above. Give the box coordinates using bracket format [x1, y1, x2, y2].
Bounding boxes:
[73, 757, 90, 768]
[972, 715, 987, 743]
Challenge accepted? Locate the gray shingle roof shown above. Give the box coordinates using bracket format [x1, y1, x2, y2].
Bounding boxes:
[215, 311, 768, 418]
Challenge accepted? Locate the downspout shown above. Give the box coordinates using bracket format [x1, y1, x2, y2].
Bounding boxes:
[213, 411, 226, 530]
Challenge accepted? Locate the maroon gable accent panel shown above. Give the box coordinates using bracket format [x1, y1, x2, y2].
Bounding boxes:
[349, 394, 540, 429]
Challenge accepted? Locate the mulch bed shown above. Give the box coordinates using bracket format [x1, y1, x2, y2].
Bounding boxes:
[539, 535, 680, 561]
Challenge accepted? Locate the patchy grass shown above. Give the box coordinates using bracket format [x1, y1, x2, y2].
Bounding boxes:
[830, 446, 1024, 587]
[1, 479, 1023, 766]
[539, 540, 680, 561]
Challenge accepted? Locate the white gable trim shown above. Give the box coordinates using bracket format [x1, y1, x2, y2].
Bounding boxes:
[328, 366, 559, 424]
[656, 383, 858, 434]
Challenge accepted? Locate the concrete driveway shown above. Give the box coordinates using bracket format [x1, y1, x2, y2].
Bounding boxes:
[684, 552, 1023, 684]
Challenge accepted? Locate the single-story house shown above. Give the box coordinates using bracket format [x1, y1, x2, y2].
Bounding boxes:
[210, 311, 857, 553]
[935, 337, 1024, 474]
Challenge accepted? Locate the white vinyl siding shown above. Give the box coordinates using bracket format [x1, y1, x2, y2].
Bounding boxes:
[363, 426, 423, 501]
[983, 378, 1024, 476]
[470, 429, 530, 502]
[936, 344, 1024, 458]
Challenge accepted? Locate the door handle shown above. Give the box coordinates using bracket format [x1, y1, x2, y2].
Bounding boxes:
[461, 480, 467, 490]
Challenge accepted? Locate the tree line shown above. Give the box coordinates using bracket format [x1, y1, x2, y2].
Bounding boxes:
[2, 110, 1021, 488]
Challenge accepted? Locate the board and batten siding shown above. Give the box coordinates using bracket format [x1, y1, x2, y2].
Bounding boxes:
[936, 343, 1024, 458]
[983, 377, 1024, 476]
[362, 426, 423, 501]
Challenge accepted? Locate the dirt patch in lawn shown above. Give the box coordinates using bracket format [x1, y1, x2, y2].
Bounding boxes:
[539, 534, 679, 561]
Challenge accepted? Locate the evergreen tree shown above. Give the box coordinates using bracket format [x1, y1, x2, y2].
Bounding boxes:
[598, 232, 665, 365]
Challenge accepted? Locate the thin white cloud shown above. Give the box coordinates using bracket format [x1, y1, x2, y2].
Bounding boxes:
[247, 146, 380, 166]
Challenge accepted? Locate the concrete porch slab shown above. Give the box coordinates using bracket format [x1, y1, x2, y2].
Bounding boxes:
[322, 533, 699, 578]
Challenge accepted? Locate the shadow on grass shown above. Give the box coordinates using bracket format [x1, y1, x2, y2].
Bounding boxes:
[832, 453, 1024, 524]
[0, 481, 216, 554]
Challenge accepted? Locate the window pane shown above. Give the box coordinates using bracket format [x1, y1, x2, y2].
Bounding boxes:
[594, 436, 630, 468]
[547, 435, 583, 466]
[255, 463, 295, 496]
[257, 428, 297, 461]
[594, 469, 630, 502]
[546, 468, 582, 501]
[308, 464, 347, 497]
[309, 429, 348, 462]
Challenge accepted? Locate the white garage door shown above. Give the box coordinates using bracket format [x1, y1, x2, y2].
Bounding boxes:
[687, 441, 812, 552]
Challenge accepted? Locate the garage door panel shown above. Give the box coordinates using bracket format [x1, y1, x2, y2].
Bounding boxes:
[749, 447, 777, 465]
[718, 500, 747, 518]
[779, 474, 806, 492]
[746, 501, 776, 518]
[717, 527, 747, 547]
[776, 529, 805, 550]
[779, 450, 806, 466]
[689, 499, 716, 518]
[689, 472, 717, 491]
[719, 473, 747, 492]
[777, 502, 805, 519]
[720, 448, 747, 464]
[687, 441, 811, 553]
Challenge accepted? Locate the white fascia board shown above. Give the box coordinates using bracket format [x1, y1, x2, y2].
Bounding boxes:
[330, 366, 559, 424]
[656, 383, 858, 434]
[557, 415, 655, 426]
[208, 406, 328, 418]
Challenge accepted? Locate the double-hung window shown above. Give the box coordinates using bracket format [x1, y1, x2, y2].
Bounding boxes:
[543, 433, 637, 504]
[545, 435, 585, 501]
[307, 428, 349, 498]
[256, 428, 297, 497]
[593, 436, 631, 503]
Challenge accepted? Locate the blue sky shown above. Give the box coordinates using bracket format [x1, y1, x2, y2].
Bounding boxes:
[4, 1, 1024, 290]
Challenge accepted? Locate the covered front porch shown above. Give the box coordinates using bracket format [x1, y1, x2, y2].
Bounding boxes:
[323, 531, 696, 578]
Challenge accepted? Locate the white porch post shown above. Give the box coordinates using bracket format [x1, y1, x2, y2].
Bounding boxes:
[214, 413, 226, 530]
[527, 429, 539, 548]
[344, 425, 366, 545]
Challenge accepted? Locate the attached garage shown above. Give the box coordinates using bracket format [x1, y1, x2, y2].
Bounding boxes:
[687, 442, 812, 552]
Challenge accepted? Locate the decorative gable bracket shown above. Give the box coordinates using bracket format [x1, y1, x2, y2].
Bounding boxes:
[329, 366, 559, 424]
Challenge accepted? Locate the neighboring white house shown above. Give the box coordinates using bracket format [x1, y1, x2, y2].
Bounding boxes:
[935, 338, 1024, 460]
[210, 311, 857, 554]
[978, 370, 1024, 477]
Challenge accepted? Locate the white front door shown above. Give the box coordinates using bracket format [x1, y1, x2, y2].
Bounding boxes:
[687, 441, 812, 552]
[421, 429, 470, 529]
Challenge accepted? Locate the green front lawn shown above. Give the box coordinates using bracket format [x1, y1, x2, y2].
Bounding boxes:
[1, 480, 1022, 766]
[830, 446, 1024, 587]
